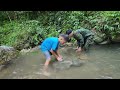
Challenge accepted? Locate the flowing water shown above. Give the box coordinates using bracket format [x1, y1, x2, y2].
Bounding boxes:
[0, 44, 120, 79]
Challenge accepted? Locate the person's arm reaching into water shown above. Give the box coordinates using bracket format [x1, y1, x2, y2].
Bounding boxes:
[50, 49, 62, 61]
[76, 40, 82, 52]
[74, 33, 84, 52]
[56, 49, 63, 59]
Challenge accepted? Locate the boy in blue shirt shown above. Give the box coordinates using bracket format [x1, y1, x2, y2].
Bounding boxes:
[40, 34, 69, 71]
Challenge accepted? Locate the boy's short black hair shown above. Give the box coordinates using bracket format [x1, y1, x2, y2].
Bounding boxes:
[66, 29, 73, 35]
[59, 34, 69, 42]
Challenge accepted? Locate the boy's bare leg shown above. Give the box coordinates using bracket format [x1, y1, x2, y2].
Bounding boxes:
[43, 59, 51, 76]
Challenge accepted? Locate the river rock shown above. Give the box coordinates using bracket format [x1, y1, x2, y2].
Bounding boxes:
[93, 32, 106, 44]
[94, 35, 105, 44]
[52, 60, 72, 70]
[99, 40, 110, 45]
[52, 59, 84, 70]
[0, 46, 18, 65]
[71, 59, 84, 67]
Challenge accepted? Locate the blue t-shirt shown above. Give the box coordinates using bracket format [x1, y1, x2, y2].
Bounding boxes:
[40, 37, 59, 52]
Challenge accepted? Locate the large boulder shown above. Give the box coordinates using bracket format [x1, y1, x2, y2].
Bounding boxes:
[93, 32, 106, 44]
[0, 46, 19, 66]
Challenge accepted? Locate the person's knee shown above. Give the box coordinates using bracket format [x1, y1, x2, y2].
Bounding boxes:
[44, 51, 51, 59]
[46, 57, 51, 61]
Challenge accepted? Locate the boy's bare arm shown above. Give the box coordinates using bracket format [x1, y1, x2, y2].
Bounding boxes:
[50, 49, 58, 58]
[56, 49, 60, 56]
[56, 49, 63, 59]
[50, 49, 63, 61]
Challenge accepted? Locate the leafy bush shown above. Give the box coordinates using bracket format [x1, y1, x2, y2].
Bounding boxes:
[1, 11, 120, 50]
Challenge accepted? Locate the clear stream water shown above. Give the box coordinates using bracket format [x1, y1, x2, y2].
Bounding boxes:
[0, 44, 120, 79]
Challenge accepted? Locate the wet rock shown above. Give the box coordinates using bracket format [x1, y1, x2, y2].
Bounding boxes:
[0, 46, 19, 65]
[94, 31, 120, 44]
[20, 49, 31, 54]
[20, 46, 39, 54]
[52, 59, 84, 70]
[94, 36, 105, 44]
[93, 32, 106, 44]
[72, 59, 84, 67]
[99, 40, 110, 45]
[52, 61, 72, 70]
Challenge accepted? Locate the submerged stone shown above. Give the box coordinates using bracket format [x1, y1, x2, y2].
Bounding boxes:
[52, 60, 72, 70]
[72, 59, 84, 67]
[52, 59, 84, 70]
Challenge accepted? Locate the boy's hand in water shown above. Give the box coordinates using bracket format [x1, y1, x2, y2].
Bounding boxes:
[58, 55, 63, 59]
[57, 56, 63, 61]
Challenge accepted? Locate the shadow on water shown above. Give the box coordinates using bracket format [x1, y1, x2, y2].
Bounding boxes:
[0, 43, 120, 79]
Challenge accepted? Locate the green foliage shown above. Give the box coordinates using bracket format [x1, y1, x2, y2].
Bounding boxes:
[91, 11, 120, 39]
[1, 11, 120, 50]
[0, 20, 60, 50]
[0, 20, 43, 49]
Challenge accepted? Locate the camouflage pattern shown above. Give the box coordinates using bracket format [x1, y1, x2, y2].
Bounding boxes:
[84, 35, 94, 50]
[73, 28, 94, 50]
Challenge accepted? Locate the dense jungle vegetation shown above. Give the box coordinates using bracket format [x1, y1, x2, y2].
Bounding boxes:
[0, 11, 120, 50]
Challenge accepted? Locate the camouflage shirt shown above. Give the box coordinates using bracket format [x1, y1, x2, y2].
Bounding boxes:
[73, 28, 94, 47]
